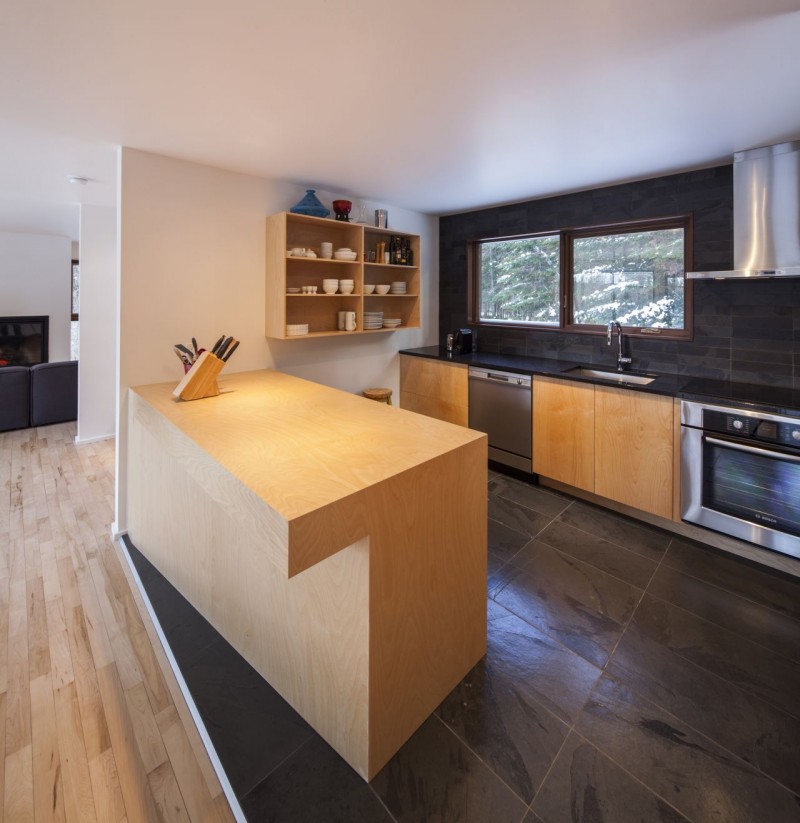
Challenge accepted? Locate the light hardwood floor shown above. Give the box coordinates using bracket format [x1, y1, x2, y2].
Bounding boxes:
[0, 422, 236, 822]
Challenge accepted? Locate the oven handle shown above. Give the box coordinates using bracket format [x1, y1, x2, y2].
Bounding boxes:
[704, 435, 800, 463]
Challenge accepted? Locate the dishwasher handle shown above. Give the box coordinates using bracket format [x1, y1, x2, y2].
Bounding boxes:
[468, 367, 531, 387]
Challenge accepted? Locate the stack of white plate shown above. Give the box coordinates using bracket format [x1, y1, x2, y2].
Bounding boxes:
[390, 281, 407, 294]
[363, 312, 383, 330]
[286, 324, 309, 336]
[382, 318, 402, 328]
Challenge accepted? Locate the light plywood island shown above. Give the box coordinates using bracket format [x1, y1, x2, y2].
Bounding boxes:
[127, 369, 487, 780]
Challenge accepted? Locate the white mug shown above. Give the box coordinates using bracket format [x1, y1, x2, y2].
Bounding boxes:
[320, 242, 333, 259]
[344, 311, 356, 332]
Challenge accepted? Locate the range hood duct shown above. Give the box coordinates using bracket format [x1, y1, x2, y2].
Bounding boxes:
[687, 140, 800, 279]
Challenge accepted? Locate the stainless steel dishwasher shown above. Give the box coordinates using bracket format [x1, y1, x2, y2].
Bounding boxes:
[468, 367, 532, 472]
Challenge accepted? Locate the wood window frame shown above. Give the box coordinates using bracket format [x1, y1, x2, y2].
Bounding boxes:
[469, 214, 694, 341]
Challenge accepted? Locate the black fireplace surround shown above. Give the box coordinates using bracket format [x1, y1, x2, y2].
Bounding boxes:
[0, 315, 49, 367]
[439, 165, 800, 390]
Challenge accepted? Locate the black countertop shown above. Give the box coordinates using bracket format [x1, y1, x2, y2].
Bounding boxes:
[400, 346, 800, 418]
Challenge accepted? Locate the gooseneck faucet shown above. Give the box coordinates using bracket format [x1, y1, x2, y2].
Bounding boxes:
[607, 321, 632, 372]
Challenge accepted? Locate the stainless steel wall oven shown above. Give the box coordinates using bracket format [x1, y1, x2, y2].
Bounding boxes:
[681, 400, 800, 559]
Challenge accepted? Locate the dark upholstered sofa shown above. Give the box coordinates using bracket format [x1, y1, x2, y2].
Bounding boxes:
[0, 360, 78, 432]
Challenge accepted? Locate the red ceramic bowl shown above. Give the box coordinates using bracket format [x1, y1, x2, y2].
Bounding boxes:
[332, 199, 352, 215]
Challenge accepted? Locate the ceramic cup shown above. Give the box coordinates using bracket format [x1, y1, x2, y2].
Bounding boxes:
[337, 311, 346, 330]
[291, 247, 306, 256]
[320, 242, 333, 259]
[344, 311, 357, 331]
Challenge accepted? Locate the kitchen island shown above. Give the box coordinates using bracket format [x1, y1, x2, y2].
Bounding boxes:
[127, 369, 487, 780]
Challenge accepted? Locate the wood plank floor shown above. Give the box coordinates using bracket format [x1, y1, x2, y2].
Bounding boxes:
[0, 422, 237, 822]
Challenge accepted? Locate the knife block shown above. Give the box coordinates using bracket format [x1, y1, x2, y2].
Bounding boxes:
[172, 351, 225, 401]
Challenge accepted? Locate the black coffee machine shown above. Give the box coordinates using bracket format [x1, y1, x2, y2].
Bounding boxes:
[448, 328, 473, 354]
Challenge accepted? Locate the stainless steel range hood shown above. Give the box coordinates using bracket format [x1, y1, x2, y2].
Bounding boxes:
[687, 140, 800, 279]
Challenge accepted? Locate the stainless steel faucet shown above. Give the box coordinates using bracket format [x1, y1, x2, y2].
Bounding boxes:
[607, 321, 632, 372]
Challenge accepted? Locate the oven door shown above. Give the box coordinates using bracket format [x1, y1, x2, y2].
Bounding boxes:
[681, 426, 800, 559]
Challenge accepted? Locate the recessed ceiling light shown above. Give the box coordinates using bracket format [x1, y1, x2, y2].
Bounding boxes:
[67, 176, 89, 185]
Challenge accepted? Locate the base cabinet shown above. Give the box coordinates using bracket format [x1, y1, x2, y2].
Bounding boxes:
[533, 376, 674, 519]
[532, 376, 594, 491]
[399, 356, 468, 426]
[594, 385, 674, 520]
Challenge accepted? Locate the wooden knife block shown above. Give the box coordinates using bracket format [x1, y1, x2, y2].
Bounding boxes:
[172, 351, 225, 401]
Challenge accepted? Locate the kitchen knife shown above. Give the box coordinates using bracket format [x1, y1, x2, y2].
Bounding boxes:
[216, 336, 233, 360]
[211, 335, 225, 355]
[175, 343, 194, 358]
[191, 337, 198, 355]
[221, 340, 240, 362]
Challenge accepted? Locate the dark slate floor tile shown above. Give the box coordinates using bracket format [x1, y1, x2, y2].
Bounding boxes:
[143, 575, 224, 670]
[648, 563, 800, 663]
[576, 675, 800, 823]
[241, 734, 393, 823]
[124, 537, 160, 584]
[180, 634, 314, 798]
[437, 656, 568, 803]
[631, 594, 800, 719]
[489, 475, 571, 518]
[125, 540, 227, 669]
[532, 731, 691, 823]
[437, 607, 600, 802]
[557, 502, 670, 560]
[484, 607, 602, 723]
[371, 716, 528, 823]
[536, 518, 658, 589]
[488, 495, 552, 538]
[490, 541, 643, 668]
[607, 623, 800, 796]
[663, 537, 800, 622]
[488, 517, 534, 564]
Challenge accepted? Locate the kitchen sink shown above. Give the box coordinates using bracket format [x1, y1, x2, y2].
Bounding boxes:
[563, 366, 657, 386]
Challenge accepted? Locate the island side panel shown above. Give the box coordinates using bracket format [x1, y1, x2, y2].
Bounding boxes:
[127, 391, 371, 776]
[367, 436, 488, 777]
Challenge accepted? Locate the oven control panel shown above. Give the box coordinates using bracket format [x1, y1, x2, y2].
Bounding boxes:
[703, 409, 800, 447]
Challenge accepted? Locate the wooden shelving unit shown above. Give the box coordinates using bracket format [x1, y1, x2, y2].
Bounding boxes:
[266, 212, 421, 339]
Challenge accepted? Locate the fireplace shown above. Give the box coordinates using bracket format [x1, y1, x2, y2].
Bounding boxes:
[0, 316, 49, 367]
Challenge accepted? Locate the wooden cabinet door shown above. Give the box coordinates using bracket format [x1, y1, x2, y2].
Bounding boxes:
[399, 356, 468, 426]
[532, 376, 595, 491]
[594, 385, 673, 519]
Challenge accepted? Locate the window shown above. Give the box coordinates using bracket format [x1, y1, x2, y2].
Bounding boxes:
[471, 216, 692, 339]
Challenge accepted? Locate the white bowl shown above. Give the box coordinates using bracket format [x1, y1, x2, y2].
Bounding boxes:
[335, 248, 352, 253]
[364, 284, 375, 294]
[333, 251, 358, 261]
[339, 284, 354, 294]
[322, 286, 337, 294]
[391, 281, 406, 287]
[375, 284, 391, 295]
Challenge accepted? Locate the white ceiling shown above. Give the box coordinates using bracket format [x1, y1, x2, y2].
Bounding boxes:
[2, 0, 800, 239]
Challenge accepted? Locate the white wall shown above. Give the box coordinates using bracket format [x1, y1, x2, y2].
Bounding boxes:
[77, 205, 117, 443]
[115, 148, 438, 531]
[0, 231, 72, 361]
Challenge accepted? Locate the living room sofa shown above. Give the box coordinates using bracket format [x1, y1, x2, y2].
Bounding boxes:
[0, 360, 78, 432]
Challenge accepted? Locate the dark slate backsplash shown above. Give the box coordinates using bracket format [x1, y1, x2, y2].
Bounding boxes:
[439, 165, 800, 389]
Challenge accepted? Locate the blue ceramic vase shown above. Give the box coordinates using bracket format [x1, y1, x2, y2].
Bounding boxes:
[290, 189, 330, 218]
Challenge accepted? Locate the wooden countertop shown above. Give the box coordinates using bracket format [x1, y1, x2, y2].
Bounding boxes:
[131, 369, 486, 575]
